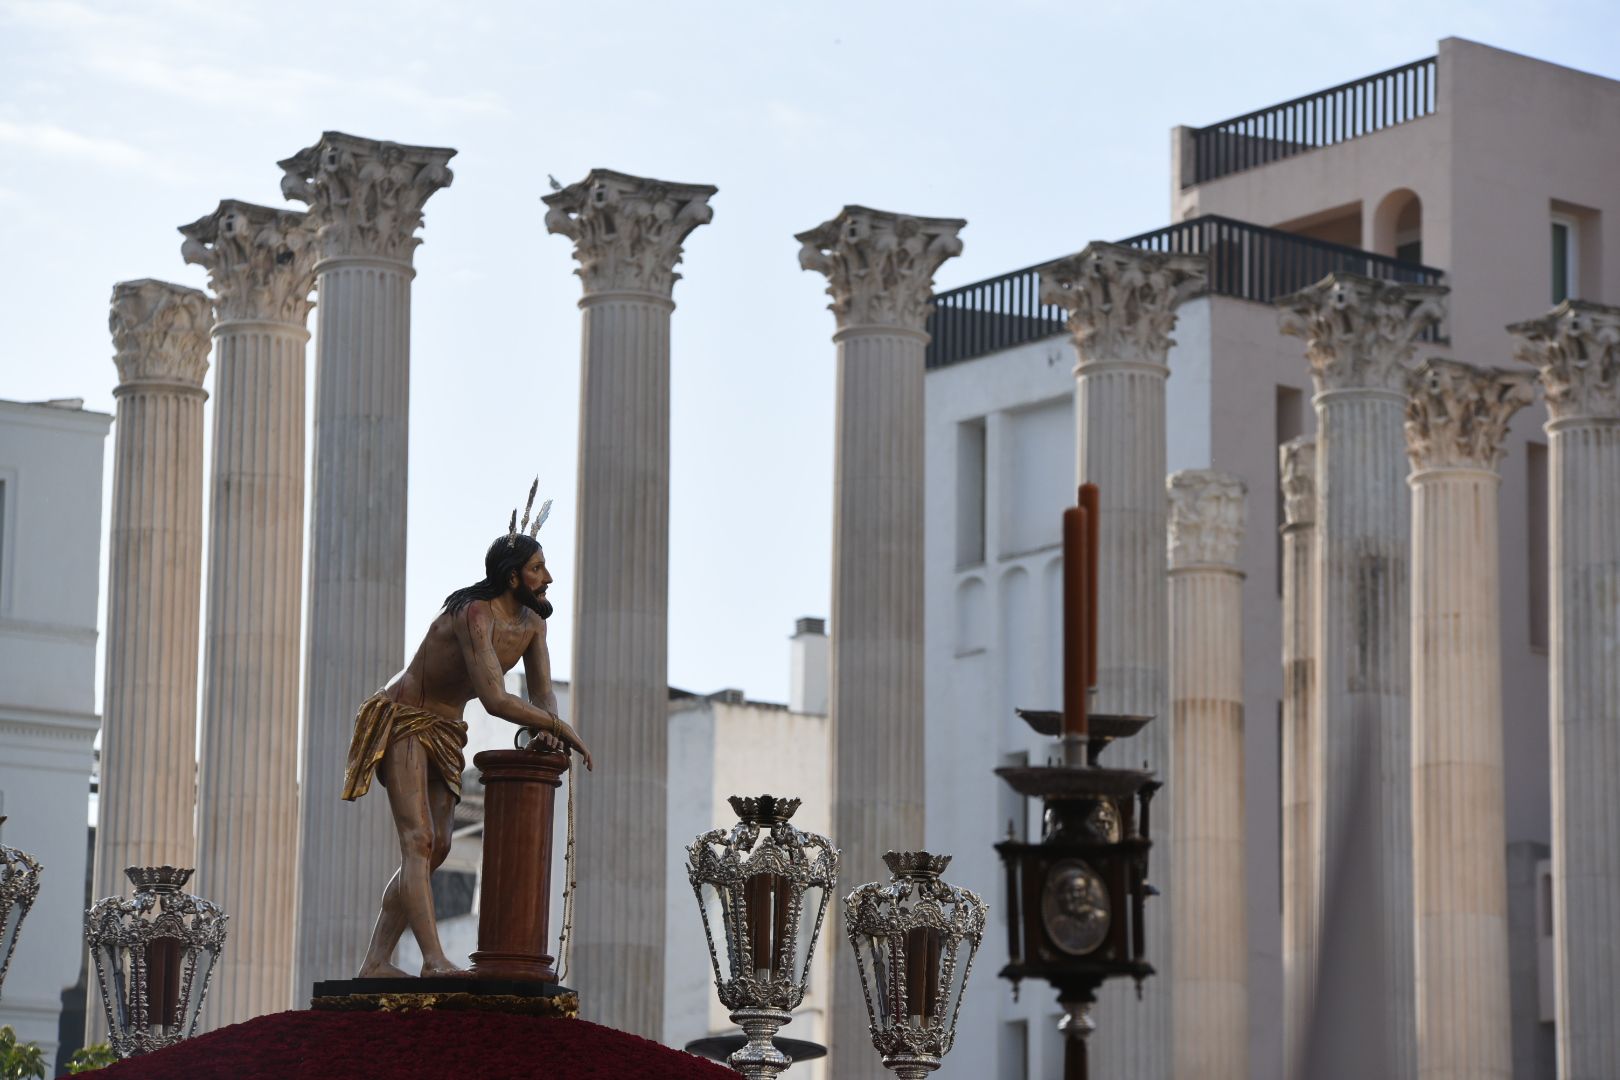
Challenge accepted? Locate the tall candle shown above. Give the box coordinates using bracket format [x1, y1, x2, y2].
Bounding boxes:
[1080, 483, 1100, 688]
[1063, 502, 1090, 739]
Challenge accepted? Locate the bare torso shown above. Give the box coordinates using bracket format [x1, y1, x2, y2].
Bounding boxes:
[380, 604, 546, 722]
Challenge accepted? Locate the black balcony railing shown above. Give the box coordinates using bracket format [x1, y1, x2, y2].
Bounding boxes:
[923, 214, 1445, 369]
[1190, 56, 1437, 185]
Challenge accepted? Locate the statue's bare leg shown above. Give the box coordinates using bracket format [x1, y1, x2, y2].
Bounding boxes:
[356, 737, 466, 977]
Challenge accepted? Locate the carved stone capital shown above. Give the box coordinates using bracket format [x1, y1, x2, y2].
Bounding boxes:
[278, 131, 455, 264]
[179, 200, 316, 325]
[1277, 273, 1448, 394]
[109, 279, 212, 389]
[1167, 469, 1247, 569]
[543, 169, 716, 298]
[1038, 242, 1206, 366]
[795, 205, 965, 332]
[1404, 359, 1535, 472]
[1508, 300, 1620, 423]
[1279, 435, 1317, 528]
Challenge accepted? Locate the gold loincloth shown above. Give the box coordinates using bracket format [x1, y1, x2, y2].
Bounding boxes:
[342, 693, 470, 803]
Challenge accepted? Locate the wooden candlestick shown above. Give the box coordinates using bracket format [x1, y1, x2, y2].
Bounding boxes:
[1063, 501, 1091, 741]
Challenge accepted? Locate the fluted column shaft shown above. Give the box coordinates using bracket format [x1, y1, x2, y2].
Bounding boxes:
[1407, 359, 1531, 1080]
[1509, 301, 1620, 1080]
[1041, 243, 1204, 1080]
[545, 169, 715, 1038]
[570, 289, 674, 1036]
[1279, 275, 1445, 1080]
[798, 206, 963, 1080]
[280, 131, 455, 990]
[1167, 470, 1247, 1080]
[181, 201, 315, 1026]
[1279, 436, 1318, 1074]
[93, 280, 213, 1042]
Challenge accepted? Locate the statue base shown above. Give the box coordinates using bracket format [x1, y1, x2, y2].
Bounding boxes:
[310, 976, 578, 1018]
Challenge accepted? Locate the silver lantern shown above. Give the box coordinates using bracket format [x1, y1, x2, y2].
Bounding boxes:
[87, 866, 227, 1058]
[844, 851, 988, 1080]
[0, 816, 44, 1002]
[687, 795, 839, 1079]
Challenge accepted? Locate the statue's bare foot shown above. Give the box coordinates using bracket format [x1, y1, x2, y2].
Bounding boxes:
[357, 960, 410, 979]
[420, 958, 471, 978]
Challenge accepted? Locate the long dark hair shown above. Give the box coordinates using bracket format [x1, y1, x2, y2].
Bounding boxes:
[442, 534, 549, 618]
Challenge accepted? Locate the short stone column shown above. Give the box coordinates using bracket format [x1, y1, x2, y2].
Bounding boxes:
[1405, 358, 1533, 1080]
[797, 205, 963, 1080]
[1166, 469, 1247, 1080]
[1279, 274, 1446, 1080]
[1039, 242, 1204, 1080]
[1509, 301, 1620, 1080]
[543, 169, 715, 1038]
[95, 280, 212, 947]
[278, 132, 455, 989]
[178, 201, 316, 1024]
[1278, 434, 1319, 1074]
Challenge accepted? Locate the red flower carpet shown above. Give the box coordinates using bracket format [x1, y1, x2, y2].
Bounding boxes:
[76, 1010, 736, 1079]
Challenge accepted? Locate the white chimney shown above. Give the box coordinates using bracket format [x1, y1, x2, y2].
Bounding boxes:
[789, 617, 828, 715]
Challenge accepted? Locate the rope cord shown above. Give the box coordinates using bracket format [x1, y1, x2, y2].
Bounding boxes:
[556, 758, 577, 982]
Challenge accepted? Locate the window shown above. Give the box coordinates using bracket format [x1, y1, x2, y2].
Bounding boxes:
[1528, 443, 1549, 651]
[0, 478, 6, 603]
[998, 1019, 1029, 1079]
[1552, 215, 1578, 304]
[956, 418, 986, 568]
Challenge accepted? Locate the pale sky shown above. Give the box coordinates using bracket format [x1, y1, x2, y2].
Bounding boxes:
[3, 0, 1616, 707]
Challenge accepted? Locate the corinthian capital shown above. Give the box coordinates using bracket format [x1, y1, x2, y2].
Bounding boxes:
[278, 131, 455, 264]
[179, 200, 316, 325]
[109, 279, 212, 389]
[796, 205, 965, 333]
[1279, 435, 1317, 528]
[1277, 273, 1448, 394]
[1508, 300, 1620, 423]
[1167, 469, 1247, 569]
[1404, 359, 1535, 472]
[543, 169, 716, 298]
[1038, 242, 1205, 367]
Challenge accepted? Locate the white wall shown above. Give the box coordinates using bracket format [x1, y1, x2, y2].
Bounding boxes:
[0, 398, 111, 1070]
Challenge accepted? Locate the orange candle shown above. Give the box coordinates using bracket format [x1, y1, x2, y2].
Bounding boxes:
[1080, 484, 1100, 689]
[1063, 501, 1090, 740]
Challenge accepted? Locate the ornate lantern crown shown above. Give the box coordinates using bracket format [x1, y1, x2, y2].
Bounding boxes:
[86, 865, 227, 1059]
[0, 816, 44, 1001]
[844, 850, 988, 1079]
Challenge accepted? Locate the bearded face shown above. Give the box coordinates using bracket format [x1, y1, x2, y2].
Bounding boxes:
[512, 547, 554, 620]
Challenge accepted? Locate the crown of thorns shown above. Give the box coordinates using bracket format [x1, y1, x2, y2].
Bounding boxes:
[507, 478, 552, 546]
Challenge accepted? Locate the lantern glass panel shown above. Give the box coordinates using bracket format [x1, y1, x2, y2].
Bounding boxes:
[145, 938, 182, 1029]
[795, 882, 825, 985]
[865, 932, 893, 1030]
[1, 901, 20, 961]
[99, 944, 130, 1030]
[903, 926, 942, 1025]
[698, 880, 733, 982]
[181, 946, 214, 1032]
[941, 937, 972, 1038]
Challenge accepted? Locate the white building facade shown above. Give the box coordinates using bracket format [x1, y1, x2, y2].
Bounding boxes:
[924, 37, 1619, 1080]
[0, 398, 111, 1071]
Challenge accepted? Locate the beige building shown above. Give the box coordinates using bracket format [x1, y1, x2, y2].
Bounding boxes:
[924, 37, 1618, 1080]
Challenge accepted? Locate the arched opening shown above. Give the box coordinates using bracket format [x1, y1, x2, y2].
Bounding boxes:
[1373, 189, 1423, 265]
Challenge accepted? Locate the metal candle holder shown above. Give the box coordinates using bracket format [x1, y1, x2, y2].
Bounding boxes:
[687, 795, 838, 1080]
[86, 866, 227, 1059]
[844, 851, 987, 1080]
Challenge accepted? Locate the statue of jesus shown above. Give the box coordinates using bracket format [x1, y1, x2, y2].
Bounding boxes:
[340, 499, 591, 979]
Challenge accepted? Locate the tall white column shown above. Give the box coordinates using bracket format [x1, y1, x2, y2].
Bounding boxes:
[279, 132, 455, 990]
[1508, 301, 1620, 1080]
[95, 279, 211, 936]
[1039, 243, 1204, 1080]
[544, 170, 714, 1038]
[798, 206, 963, 1079]
[1405, 358, 1533, 1080]
[1278, 434, 1319, 1075]
[1278, 274, 1446, 1080]
[1167, 469, 1248, 1080]
[179, 201, 316, 1024]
